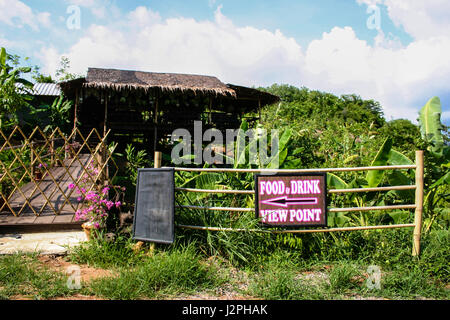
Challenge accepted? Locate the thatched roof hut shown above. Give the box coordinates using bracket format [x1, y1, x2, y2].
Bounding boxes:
[86, 68, 236, 97]
[60, 67, 278, 107]
[59, 67, 279, 154]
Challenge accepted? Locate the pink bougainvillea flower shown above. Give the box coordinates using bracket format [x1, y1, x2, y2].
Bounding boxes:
[68, 183, 75, 189]
[105, 201, 114, 210]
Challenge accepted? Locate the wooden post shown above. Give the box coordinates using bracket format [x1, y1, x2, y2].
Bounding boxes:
[154, 151, 162, 169]
[150, 151, 162, 254]
[30, 147, 34, 178]
[51, 138, 55, 167]
[412, 150, 424, 256]
[100, 93, 108, 185]
[153, 98, 159, 153]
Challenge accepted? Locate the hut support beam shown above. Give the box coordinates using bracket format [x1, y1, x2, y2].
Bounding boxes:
[73, 89, 79, 134]
[258, 98, 261, 120]
[153, 97, 159, 153]
[103, 92, 108, 137]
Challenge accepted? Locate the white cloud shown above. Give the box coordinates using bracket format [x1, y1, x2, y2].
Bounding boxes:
[67, 0, 97, 6]
[127, 6, 161, 28]
[65, 0, 119, 19]
[442, 111, 450, 120]
[39, 4, 450, 123]
[302, 25, 450, 120]
[357, 0, 450, 40]
[383, 0, 450, 40]
[41, 6, 304, 85]
[0, 0, 51, 30]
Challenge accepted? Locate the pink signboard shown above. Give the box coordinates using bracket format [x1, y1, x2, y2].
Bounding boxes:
[255, 173, 327, 227]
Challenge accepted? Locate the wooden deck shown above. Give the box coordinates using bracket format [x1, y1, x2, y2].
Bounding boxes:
[0, 154, 94, 227]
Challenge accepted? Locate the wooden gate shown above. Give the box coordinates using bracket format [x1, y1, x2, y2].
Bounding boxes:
[171, 151, 424, 256]
[0, 126, 118, 226]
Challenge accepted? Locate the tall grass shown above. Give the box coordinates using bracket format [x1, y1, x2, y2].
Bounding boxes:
[68, 232, 144, 269]
[87, 243, 222, 299]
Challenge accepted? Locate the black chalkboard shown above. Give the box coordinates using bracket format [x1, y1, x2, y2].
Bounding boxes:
[132, 168, 175, 244]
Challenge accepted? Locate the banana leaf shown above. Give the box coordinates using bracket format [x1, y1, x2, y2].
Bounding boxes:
[387, 210, 410, 224]
[388, 149, 413, 165]
[419, 96, 444, 157]
[366, 137, 392, 187]
[327, 172, 348, 189]
[430, 171, 450, 189]
[264, 128, 292, 169]
[0, 47, 6, 68]
[234, 120, 249, 167]
[386, 171, 415, 201]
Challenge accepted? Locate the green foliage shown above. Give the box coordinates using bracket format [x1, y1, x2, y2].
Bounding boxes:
[261, 84, 385, 129]
[31, 64, 54, 83]
[379, 119, 423, 160]
[25, 95, 73, 133]
[55, 56, 82, 82]
[0, 47, 33, 129]
[124, 144, 151, 185]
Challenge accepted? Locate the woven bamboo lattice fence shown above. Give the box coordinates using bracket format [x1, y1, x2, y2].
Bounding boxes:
[0, 126, 119, 221]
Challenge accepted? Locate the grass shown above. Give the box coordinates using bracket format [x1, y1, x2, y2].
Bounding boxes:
[0, 254, 72, 300]
[68, 232, 144, 269]
[86, 243, 223, 299]
[0, 228, 448, 300]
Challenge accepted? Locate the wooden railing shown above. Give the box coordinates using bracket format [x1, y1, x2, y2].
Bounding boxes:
[0, 126, 119, 218]
[170, 151, 424, 256]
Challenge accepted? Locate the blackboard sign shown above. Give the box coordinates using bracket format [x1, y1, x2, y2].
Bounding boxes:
[133, 168, 175, 244]
[255, 173, 327, 227]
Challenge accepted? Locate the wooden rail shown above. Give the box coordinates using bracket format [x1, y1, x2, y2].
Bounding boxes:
[175, 185, 416, 195]
[177, 223, 416, 234]
[173, 164, 416, 173]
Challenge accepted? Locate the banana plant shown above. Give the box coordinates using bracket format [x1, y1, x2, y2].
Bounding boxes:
[418, 97, 449, 232]
[28, 95, 73, 132]
[326, 137, 415, 227]
[175, 120, 294, 210]
[0, 47, 33, 129]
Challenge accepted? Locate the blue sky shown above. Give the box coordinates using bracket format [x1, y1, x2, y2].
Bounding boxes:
[1, 0, 449, 125]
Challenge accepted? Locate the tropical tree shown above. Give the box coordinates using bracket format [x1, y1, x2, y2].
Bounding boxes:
[55, 56, 81, 82]
[0, 47, 33, 129]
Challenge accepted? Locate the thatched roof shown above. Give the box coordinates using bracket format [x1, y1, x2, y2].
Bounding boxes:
[60, 67, 236, 97]
[59, 67, 279, 109]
